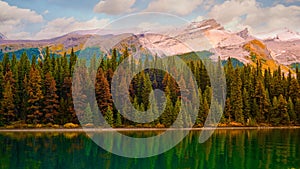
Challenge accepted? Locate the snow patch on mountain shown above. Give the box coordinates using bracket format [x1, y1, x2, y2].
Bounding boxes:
[276, 29, 300, 41]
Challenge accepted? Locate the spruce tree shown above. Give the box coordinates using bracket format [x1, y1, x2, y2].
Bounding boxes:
[231, 69, 244, 123]
[224, 98, 232, 123]
[95, 68, 112, 114]
[27, 67, 44, 124]
[174, 97, 183, 128]
[295, 98, 300, 125]
[254, 78, 270, 123]
[0, 81, 15, 125]
[271, 95, 289, 126]
[115, 112, 122, 127]
[105, 107, 114, 127]
[287, 97, 296, 124]
[202, 96, 210, 124]
[196, 88, 204, 125]
[277, 94, 290, 125]
[270, 96, 279, 125]
[43, 73, 60, 124]
[142, 74, 152, 110]
[288, 78, 300, 104]
[242, 88, 251, 123]
[17, 53, 30, 120]
[161, 95, 174, 127]
[82, 103, 93, 125]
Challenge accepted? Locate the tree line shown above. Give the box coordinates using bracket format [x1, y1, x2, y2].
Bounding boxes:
[0, 47, 300, 127]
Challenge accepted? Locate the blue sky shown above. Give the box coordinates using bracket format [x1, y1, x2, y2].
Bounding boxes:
[0, 0, 299, 39]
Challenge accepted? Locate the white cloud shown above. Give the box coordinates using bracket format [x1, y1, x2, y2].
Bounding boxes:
[34, 17, 110, 39]
[193, 16, 206, 22]
[203, 0, 215, 10]
[138, 22, 162, 30]
[285, 0, 300, 3]
[207, 0, 300, 37]
[145, 0, 204, 16]
[0, 1, 43, 39]
[136, 22, 175, 33]
[43, 10, 49, 14]
[0, 1, 43, 23]
[94, 0, 136, 15]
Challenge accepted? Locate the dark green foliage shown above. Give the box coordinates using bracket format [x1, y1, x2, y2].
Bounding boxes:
[230, 69, 244, 123]
[0, 80, 15, 125]
[272, 95, 289, 125]
[0, 48, 299, 127]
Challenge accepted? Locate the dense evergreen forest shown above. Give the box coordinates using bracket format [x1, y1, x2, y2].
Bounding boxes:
[0, 46, 300, 128]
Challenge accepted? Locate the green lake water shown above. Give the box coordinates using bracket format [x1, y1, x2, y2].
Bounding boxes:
[0, 129, 300, 169]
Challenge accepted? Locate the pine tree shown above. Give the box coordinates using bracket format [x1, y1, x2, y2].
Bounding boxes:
[254, 77, 270, 123]
[224, 98, 232, 123]
[297, 67, 300, 84]
[43, 73, 59, 124]
[0, 81, 15, 125]
[72, 66, 88, 124]
[202, 96, 210, 124]
[242, 88, 251, 123]
[173, 97, 183, 128]
[2, 53, 10, 73]
[111, 48, 117, 71]
[69, 48, 77, 77]
[161, 96, 174, 127]
[142, 74, 152, 110]
[17, 53, 30, 120]
[11, 53, 18, 80]
[277, 95, 290, 125]
[287, 97, 296, 124]
[43, 47, 52, 75]
[271, 96, 279, 125]
[62, 76, 77, 123]
[105, 107, 114, 127]
[27, 67, 44, 124]
[225, 57, 235, 98]
[271, 95, 289, 126]
[132, 96, 141, 125]
[95, 68, 112, 114]
[115, 112, 122, 127]
[230, 69, 244, 123]
[82, 103, 93, 125]
[196, 88, 204, 125]
[295, 98, 300, 125]
[288, 78, 300, 104]
[148, 91, 159, 125]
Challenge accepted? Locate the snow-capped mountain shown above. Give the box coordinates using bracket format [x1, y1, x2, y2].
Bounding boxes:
[276, 29, 300, 41]
[0, 19, 300, 69]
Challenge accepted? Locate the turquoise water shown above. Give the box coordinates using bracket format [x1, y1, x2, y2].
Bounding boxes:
[0, 129, 300, 169]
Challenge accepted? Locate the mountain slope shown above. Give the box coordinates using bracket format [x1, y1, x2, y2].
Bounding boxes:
[0, 19, 299, 72]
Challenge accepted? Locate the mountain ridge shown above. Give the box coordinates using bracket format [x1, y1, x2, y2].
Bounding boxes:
[0, 19, 299, 71]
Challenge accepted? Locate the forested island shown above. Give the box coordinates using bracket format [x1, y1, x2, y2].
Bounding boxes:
[0, 47, 300, 129]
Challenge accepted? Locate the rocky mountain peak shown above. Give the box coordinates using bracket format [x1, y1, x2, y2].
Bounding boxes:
[187, 19, 224, 32]
[236, 28, 249, 39]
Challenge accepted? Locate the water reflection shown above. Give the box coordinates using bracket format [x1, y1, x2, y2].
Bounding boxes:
[0, 129, 299, 169]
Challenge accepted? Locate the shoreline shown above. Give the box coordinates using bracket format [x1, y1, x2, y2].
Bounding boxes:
[0, 126, 300, 132]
